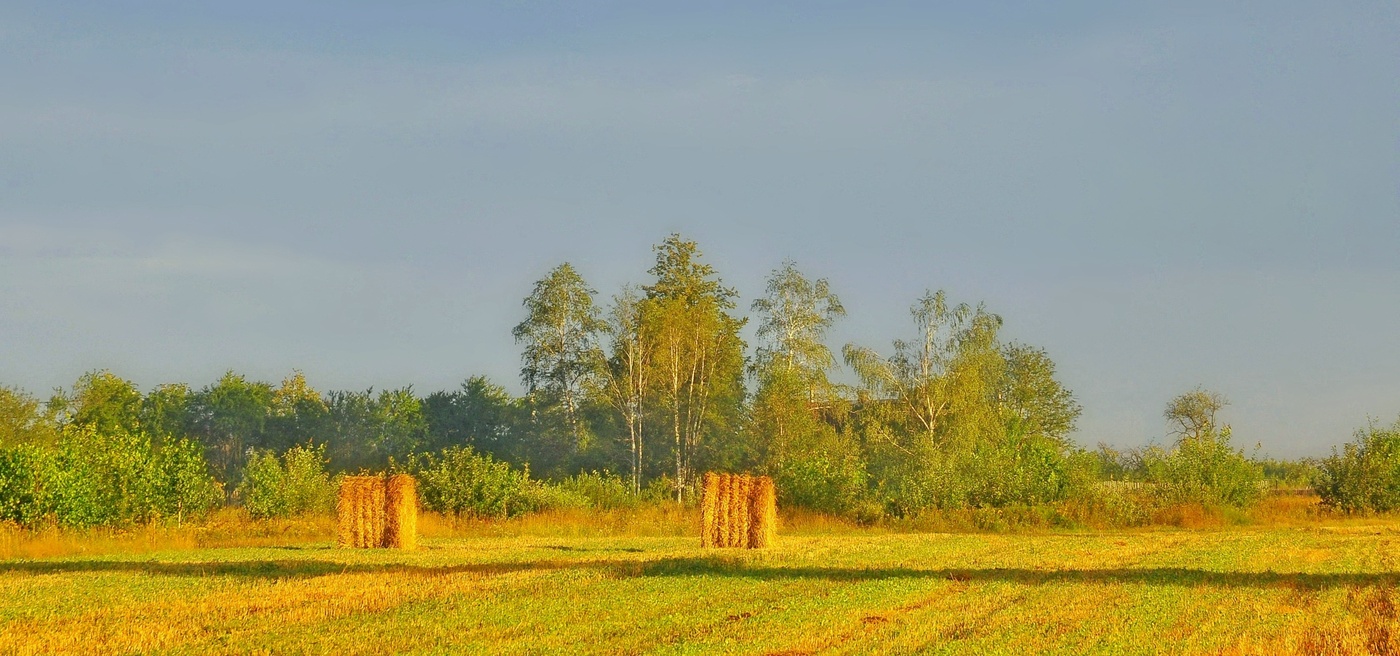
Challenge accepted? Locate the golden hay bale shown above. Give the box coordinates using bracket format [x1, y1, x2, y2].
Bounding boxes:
[700, 472, 720, 549]
[355, 476, 380, 549]
[336, 477, 356, 548]
[347, 476, 361, 548]
[368, 476, 387, 548]
[351, 477, 368, 548]
[716, 473, 733, 549]
[383, 474, 418, 550]
[748, 476, 777, 549]
[731, 474, 751, 548]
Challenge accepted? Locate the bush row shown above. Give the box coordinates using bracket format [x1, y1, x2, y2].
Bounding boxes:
[1316, 419, 1400, 513]
[8, 417, 1400, 529]
[412, 447, 673, 518]
[0, 427, 221, 528]
[232, 444, 670, 521]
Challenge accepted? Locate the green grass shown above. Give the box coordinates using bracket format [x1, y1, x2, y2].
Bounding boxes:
[5, 521, 1400, 654]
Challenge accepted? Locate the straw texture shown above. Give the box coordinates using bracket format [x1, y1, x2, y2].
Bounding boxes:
[337, 475, 401, 549]
[700, 472, 776, 549]
[383, 474, 418, 550]
[700, 472, 720, 549]
[748, 476, 777, 549]
[336, 477, 355, 548]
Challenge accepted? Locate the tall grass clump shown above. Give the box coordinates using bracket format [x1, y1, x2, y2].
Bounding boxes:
[549, 471, 638, 510]
[1316, 418, 1400, 512]
[236, 443, 335, 519]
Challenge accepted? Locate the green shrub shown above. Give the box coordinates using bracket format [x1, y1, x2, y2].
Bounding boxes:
[963, 434, 1082, 507]
[236, 443, 334, 519]
[550, 471, 637, 510]
[416, 446, 533, 518]
[1316, 419, 1400, 512]
[154, 437, 223, 523]
[49, 426, 163, 527]
[773, 428, 868, 516]
[521, 482, 591, 512]
[1141, 426, 1263, 509]
[0, 445, 49, 526]
[640, 475, 682, 505]
[1258, 457, 1319, 489]
[1059, 483, 1153, 528]
[0, 425, 219, 529]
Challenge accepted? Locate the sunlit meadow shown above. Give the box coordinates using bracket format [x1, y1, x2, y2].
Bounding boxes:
[4, 504, 1400, 655]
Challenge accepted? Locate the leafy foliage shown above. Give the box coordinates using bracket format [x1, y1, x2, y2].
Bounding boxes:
[551, 471, 641, 510]
[513, 262, 605, 451]
[0, 386, 60, 447]
[1316, 418, 1400, 512]
[17, 236, 1384, 527]
[0, 425, 221, 528]
[236, 443, 335, 519]
[843, 290, 1085, 515]
[751, 260, 845, 389]
[640, 234, 748, 498]
[0, 445, 48, 526]
[156, 437, 224, 523]
[1140, 427, 1263, 509]
[416, 446, 534, 518]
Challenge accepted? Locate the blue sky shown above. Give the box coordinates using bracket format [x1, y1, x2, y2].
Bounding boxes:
[1, 2, 1397, 456]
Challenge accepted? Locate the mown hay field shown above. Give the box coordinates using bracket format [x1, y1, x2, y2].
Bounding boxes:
[5, 519, 1400, 655]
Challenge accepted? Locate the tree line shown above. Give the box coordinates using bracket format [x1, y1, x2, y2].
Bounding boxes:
[2, 233, 1397, 528]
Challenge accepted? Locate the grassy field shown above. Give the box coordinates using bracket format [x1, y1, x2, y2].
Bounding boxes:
[4, 513, 1400, 655]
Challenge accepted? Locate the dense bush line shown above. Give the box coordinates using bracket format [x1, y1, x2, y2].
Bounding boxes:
[1316, 419, 1400, 513]
[0, 427, 220, 528]
[237, 444, 336, 519]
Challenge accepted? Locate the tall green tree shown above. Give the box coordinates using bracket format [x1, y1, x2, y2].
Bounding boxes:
[265, 371, 329, 451]
[373, 386, 428, 461]
[641, 234, 747, 497]
[0, 386, 59, 447]
[998, 344, 1081, 442]
[841, 290, 1087, 512]
[325, 389, 376, 471]
[749, 261, 849, 475]
[600, 286, 651, 492]
[751, 260, 846, 397]
[512, 263, 605, 451]
[422, 376, 523, 462]
[141, 383, 195, 446]
[63, 370, 145, 437]
[322, 387, 427, 471]
[191, 371, 272, 488]
[843, 290, 1003, 444]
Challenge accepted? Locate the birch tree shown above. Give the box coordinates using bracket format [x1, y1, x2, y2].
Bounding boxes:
[512, 263, 604, 450]
[601, 286, 650, 493]
[842, 289, 1002, 444]
[641, 235, 745, 499]
[751, 260, 846, 398]
[750, 261, 846, 468]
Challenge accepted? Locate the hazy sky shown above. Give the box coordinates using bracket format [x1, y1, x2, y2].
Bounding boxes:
[2, 2, 1397, 456]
